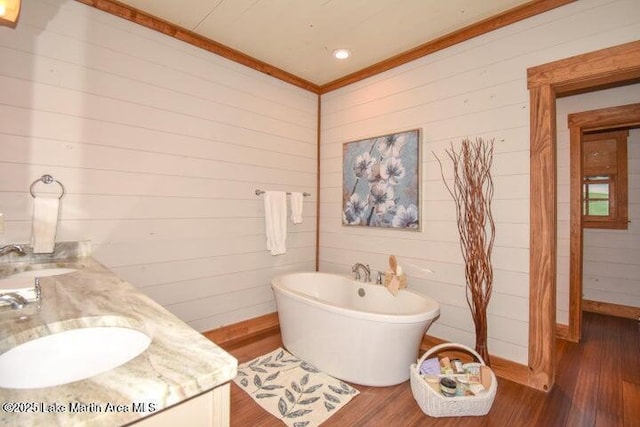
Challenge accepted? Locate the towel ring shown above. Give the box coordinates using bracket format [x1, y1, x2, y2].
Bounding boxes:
[30, 174, 65, 199]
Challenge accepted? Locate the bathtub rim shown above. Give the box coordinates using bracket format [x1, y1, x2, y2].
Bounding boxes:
[271, 271, 440, 324]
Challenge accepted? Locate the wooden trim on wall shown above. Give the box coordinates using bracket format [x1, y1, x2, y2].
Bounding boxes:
[555, 323, 570, 341]
[319, 0, 576, 93]
[418, 335, 532, 388]
[203, 312, 532, 388]
[76, 0, 575, 95]
[527, 41, 640, 392]
[583, 300, 640, 320]
[567, 125, 583, 343]
[527, 41, 640, 93]
[203, 312, 279, 349]
[568, 103, 640, 129]
[315, 95, 321, 271]
[528, 82, 557, 391]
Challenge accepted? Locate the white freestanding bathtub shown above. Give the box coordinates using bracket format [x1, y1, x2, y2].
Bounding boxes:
[271, 272, 440, 386]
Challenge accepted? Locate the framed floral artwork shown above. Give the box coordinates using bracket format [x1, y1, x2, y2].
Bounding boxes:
[342, 129, 421, 230]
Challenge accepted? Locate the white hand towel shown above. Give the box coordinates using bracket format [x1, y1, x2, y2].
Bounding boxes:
[264, 191, 287, 255]
[30, 196, 59, 254]
[290, 192, 304, 224]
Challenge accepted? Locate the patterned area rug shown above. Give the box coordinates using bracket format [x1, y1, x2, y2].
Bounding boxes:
[233, 347, 359, 427]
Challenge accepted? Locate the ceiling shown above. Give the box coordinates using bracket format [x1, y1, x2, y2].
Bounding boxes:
[115, 0, 531, 86]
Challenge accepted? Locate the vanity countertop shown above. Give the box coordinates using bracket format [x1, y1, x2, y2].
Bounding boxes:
[0, 256, 237, 426]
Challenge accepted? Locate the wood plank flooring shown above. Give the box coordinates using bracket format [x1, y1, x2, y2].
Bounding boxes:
[216, 312, 639, 427]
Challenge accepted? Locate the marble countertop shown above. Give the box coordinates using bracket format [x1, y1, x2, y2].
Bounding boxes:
[0, 251, 237, 426]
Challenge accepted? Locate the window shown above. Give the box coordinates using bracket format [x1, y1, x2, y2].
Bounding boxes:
[581, 130, 628, 229]
[582, 176, 611, 216]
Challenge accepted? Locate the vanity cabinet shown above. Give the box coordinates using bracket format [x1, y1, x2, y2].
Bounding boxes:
[134, 384, 230, 427]
[0, 254, 237, 427]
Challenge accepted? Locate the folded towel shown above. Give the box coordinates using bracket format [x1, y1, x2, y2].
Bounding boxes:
[290, 192, 304, 224]
[30, 196, 59, 254]
[264, 191, 287, 255]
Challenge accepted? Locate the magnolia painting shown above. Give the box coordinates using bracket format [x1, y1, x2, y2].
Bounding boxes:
[342, 129, 420, 229]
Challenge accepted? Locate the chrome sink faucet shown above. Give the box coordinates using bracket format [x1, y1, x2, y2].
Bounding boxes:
[352, 263, 371, 282]
[0, 292, 29, 309]
[0, 244, 25, 256]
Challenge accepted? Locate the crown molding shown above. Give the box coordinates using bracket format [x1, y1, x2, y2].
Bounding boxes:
[77, 0, 576, 95]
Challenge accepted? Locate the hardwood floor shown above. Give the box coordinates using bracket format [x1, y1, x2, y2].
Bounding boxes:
[217, 312, 640, 427]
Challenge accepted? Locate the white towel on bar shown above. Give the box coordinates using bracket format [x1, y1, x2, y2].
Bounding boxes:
[30, 196, 59, 254]
[264, 191, 287, 255]
[290, 192, 304, 224]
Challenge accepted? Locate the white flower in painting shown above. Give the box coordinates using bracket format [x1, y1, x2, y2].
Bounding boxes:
[352, 152, 374, 179]
[366, 161, 383, 183]
[343, 193, 368, 224]
[369, 181, 395, 215]
[392, 204, 419, 228]
[380, 157, 406, 185]
[377, 133, 407, 158]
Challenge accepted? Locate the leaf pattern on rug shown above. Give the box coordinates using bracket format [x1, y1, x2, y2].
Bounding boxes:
[233, 348, 359, 427]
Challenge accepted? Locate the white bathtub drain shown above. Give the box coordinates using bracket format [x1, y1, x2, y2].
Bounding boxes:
[358, 288, 366, 297]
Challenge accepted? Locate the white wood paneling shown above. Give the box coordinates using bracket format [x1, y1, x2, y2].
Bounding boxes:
[320, 0, 640, 364]
[2, 0, 639, 367]
[0, 0, 317, 332]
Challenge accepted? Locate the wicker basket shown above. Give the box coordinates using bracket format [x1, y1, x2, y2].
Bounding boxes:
[410, 343, 497, 417]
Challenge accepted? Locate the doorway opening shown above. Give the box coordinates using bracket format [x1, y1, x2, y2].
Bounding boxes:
[527, 40, 640, 391]
[564, 103, 640, 343]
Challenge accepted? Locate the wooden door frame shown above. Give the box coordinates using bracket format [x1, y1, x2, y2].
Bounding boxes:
[526, 40, 640, 391]
[566, 103, 640, 343]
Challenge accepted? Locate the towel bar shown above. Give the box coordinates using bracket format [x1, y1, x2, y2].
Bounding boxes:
[30, 174, 65, 199]
[255, 189, 310, 197]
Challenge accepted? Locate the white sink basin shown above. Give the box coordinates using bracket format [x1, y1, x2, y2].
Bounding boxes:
[0, 267, 79, 292]
[8, 267, 79, 279]
[0, 327, 151, 389]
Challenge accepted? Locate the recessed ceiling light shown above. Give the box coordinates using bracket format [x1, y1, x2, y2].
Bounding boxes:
[332, 49, 351, 60]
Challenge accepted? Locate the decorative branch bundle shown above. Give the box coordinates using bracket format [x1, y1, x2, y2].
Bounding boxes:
[435, 138, 495, 365]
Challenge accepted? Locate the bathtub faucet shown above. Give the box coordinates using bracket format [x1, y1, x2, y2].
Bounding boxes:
[352, 263, 371, 282]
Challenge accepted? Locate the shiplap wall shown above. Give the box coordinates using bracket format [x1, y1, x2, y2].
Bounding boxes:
[556, 87, 640, 324]
[320, 0, 640, 364]
[0, 0, 317, 332]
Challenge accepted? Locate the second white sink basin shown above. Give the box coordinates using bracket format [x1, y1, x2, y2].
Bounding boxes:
[0, 267, 80, 292]
[8, 268, 79, 279]
[0, 327, 151, 389]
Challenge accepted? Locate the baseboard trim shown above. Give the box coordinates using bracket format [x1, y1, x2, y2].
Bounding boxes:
[582, 300, 640, 320]
[555, 323, 573, 341]
[419, 335, 532, 389]
[203, 312, 535, 389]
[203, 312, 279, 349]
